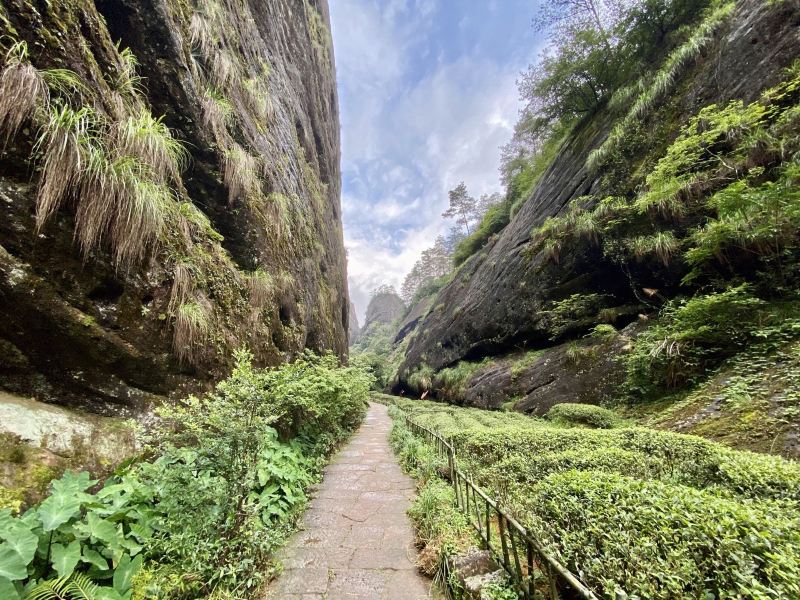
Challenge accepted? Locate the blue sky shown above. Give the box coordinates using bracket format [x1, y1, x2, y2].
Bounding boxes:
[329, 0, 545, 321]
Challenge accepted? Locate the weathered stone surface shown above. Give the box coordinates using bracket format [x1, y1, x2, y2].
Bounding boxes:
[397, 0, 800, 390]
[0, 0, 348, 412]
[449, 549, 503, 600]
[362, 290, 406, 332]
[462, 323, 644, 414]
[394, 296, 433, 344]
[349, 301, 361, 344]
[264, 403, 434, 600]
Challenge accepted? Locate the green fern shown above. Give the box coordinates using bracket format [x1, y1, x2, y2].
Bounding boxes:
[25, 573, 98, 600]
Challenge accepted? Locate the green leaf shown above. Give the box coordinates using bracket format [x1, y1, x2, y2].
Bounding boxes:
[36, 493, 83, 532]
[51, 540, 81, 578]
[51, 471, 96, 495]
[83, 513, 120, 546]
[112, 553, 142, 595]
[0, 545, 28, 581]
[81, 547, 109, 571]
[95, 586, 126, 600]
[0, 511, 38, 565]
[0, 576, 20, 600]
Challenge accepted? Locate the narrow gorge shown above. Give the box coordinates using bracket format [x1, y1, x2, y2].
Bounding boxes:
[2, 0, 800, 599]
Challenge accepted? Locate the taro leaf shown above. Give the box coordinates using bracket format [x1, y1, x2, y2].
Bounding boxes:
[37, 492, 84, 532]
[73, 513, 125, 564]
[0, 511, 38, 565]
[118, 537, 142, 556]
[51, 539, 81, 578]
[84, 513, 120, 546]
[0, 576, 21, 600]
[127, 523, 152, 543]
[112, 553, 142, 595]
[95, 586, 126, 600]
[0, 545, 28, 581]
[37, 471, 98, 532]
[51, 471, 96, 495]
[81, 547, 110, 571]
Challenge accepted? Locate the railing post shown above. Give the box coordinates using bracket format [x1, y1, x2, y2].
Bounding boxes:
[527, 539, 535, 599]
[498, 513, 511, 571]
[485, 498, 491, 547]
[549, 563, 559, 600]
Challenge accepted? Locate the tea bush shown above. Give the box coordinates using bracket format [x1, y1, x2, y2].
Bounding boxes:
[524, 471, 800, 599]
[545, 403, 623, 429]
[392, 398, 800, 598]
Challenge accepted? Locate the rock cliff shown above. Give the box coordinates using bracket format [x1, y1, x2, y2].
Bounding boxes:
[397, 0, 800, 412]
[0, 0, 347, 414]
[348, 301, 360, 344]
[361, 289, 405, 333]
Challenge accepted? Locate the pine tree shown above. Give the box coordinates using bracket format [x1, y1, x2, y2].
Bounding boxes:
[442, 182, 479, 236]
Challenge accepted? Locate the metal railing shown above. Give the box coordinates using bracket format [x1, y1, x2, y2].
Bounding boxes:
[404, 415, 598, 600]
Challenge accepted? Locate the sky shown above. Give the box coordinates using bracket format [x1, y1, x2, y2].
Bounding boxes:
[329, 0, 545, 323]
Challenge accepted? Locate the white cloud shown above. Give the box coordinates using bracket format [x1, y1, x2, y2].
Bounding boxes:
[330, 1, 530, 322]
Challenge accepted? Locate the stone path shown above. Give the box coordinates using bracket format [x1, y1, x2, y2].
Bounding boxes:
[264, 402, 434, 600]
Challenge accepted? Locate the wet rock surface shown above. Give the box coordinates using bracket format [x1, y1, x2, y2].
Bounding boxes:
[265, 403, 433, 600]
[0, 0, 347, 413]
[463, 323, 643, 414]
[397, 0, 800, 386]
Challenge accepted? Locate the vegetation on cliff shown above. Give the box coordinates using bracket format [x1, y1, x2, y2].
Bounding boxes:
[0, 0, 346, 411]
[391, 0, 800, 461]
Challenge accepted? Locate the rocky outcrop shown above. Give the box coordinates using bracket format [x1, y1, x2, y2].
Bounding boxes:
[394, 296, 433, 344]
[348, 301, 360, 345]
[461, 323, 642, 414]
[362, 290, 405, 332]
[0, 0, 347, 413]
[398, 0, 800, 409]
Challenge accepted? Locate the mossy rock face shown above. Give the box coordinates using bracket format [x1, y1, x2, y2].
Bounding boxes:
[398, 0, 800, 395]
[0, 0, 347, 412]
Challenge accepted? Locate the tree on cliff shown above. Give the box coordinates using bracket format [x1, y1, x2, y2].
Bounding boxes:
[442, 182, 479, 236]
[401, 236, 452, 303]
[521, 0, 714, 129]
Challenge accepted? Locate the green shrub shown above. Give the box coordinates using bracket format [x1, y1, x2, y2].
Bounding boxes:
[624, 287, 794, 391]
[546, 403, 623, 429]
[433, 358, 494, 400]
[450, 425, 800, 502]
[453, 200, 512, 266]
[0, 351, 371, 599]
[542, 293, 609, 340]
[406, 363, 435, 394]
[523, 471, 800, 600]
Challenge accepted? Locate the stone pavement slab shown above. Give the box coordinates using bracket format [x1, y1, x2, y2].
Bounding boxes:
[264, 402, 435, 600]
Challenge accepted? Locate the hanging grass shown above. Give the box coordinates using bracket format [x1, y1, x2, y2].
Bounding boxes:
[77, 152, 175, 268]
[0, 41, 47, 146]
[40, 68, 89, 100]
[113, 108, 189, 183]
[211, 48, 239, 88]
[247, 269, 273, 309]
[627, 231, 681, 266]
[174, 300, 211, 366]
[223, 143, 261, 203]
[109, 45, 144, 110]
[201, 87, 233, 139]
[169, 262, 195, 314]
[33, 103, 97, 230]
[587, 1, 736, 172]
[189, 13, 216, 58]
[33, 97, 187, 270]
